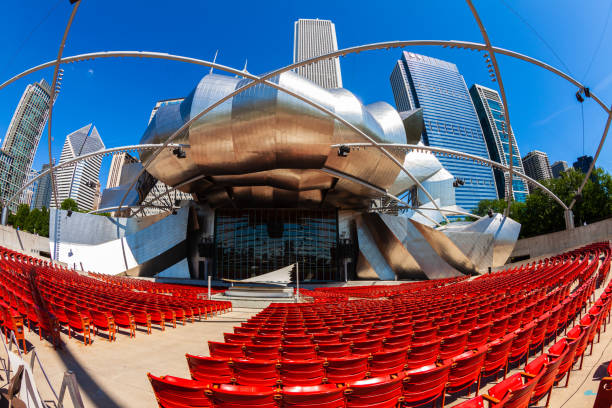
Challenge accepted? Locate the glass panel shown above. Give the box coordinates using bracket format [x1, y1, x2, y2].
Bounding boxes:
[214, 208, 339, 281]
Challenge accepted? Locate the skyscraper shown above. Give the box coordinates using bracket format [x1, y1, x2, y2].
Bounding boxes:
[390, 52, 498, 211]
[293, 18, 342, 89]
[522, 150, 553, 187]
[106, 152, 138, 189]
[0, 79, 51, 211]
[551, 160, 569, 178]
[19, 168, 39, 207]
[573, 155, 594, 174]
[51, 124, 105, 211]
[470, 84, 528, 202]
[31, 163, 52, 209]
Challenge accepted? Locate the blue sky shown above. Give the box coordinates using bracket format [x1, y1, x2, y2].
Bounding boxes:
[1, 0, 611, 188]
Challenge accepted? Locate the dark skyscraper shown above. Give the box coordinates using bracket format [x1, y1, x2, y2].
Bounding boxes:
[573, 155, 593, 174]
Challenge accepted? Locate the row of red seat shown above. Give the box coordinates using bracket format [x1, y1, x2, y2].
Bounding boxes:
[147, 241, 610, 407]
[0, 246, 232, 348]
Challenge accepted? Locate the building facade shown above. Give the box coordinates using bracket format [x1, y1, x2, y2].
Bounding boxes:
[0, 79, 51, 211]
[31, 163, 52, 209]
[573, 155, 593, 174]
[106, 152, 138, 189]
[390, 52, 498, 211]
[470, 84, 528, 202]
[51, 124, 105, 211]
[148, 98, 184, 124]
[522, 151, 553, 190]
[551, 160, 569, 178]
[293, 18, 342, 89]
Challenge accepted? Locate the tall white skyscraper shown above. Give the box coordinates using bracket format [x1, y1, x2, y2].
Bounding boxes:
[51, 124, 105, 211]
[293, 18, 342, 89]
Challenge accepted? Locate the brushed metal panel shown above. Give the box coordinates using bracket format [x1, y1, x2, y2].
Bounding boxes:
[409, 218, 478, 275]
[356, 252, 379, 280]
[361, 213, 425, 280]
[355, 215, 395, 280]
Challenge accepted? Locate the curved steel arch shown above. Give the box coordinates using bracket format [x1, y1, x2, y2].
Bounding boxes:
[5, 144, 183, 206]
[335, 142, 568, 210]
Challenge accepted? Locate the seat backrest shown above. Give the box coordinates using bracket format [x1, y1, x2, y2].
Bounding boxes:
[231, 359, 279, 387]
[406, 339, 441, 369]
[208, 341, 245, 359]
[278, 359, 325, 386]
[185, 354, 232, 384]
[244, 344, 280, 360]
[402, 363, 451, 405]
[148, 373, 211, 408]
[324, 355, 369, 383]
[280, 384, 346, 407]
[209, 384, 276, 408]
[345, 375, 403, 407]
[316, 342, 351, 359]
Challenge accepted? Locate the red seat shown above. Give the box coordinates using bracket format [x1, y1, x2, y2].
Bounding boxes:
[467, 323, 492, 349]
[206, 384, 277, 408]
[147, 373, 211, 408]
[405, 339, 440, 369]
[281, 344, 317, 360]
[316, 342, 351, 359]
[64, 308, 91, 345]
[482, 333, 515, 380]
[437, 321, 459, 338]
[231, 359, 279, 386]
[312, 333, 340, 343]
[439, 331, 469, 360]
[444, 348, 487, 397]
[244, 344, 280, 360]
[528, 313, 550, 355]
[185, 354, 232, 384]
[508, 321, 535, 366]
[489, 315, 509, 340]
[524, 352, 565, 407]
[352, 338, 383, 355]
[412, 327, 438, 343]
[382, 332, 411, 350]
[208, 341, 245, 359]
[278, 359, 325, 386]
[90, 309, 116, 342]
[324, 355, 369, 383]
[368, 347, 407, 377]
[280, 384, 345, 408]
[224, 332, 253, 344]
[547, 336, 580, 387]
[402, 363, 451, 407]
[283, 334, 313, 345]
[486, 371, 543, 408]
[345, 374, 403, 408]
[112, 310, 136, 338]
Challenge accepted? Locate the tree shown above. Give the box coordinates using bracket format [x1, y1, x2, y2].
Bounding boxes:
[13, 204, 30, 230]
[60, 198, 79, 212]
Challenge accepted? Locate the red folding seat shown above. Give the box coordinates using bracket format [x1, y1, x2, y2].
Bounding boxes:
[579, 313, 601, 355]
[485, 370, 543, 408]
[405, 338, 441, 369]
[324, 355, 369, 383]
[547, 336, 580, 387]
[278, 359, 325, 386]
[206, 384, 277, 408]
[90, 309, 116, 342]
[64, 308, 91, 345]
[341, 330, 367, 342]
[132, 309, 152, 334]
[477, 310, 493, 326]
[208, 341, 245, 359]
[258, 328, 282, 336]
[528, 312, 551, 355]
[281, 344, 317, 360]
[345, 374, 403, 408]
[444, 347, 487, 399]
[351, 338, 383, 355]
[231, 359, 279, 386]
[439, 331, 469, 360]
[467, 323, 492, 350]
[244, 344, 280, 360]
[488, 315, 509, 340]
[382, 332, 411, 350]
[224, 332, 253, 344]
[524, 352, 565, 407]
[458, 315, 478, 331]
[148, 309, 166, 331]
[402, 363, 451, 408]
[544, 304, 562, 342]
[316, 342, 351, 359]
[234, 327, 258, 335]
[390, 322, 412, 335]
[253, 334, 281, 345]
[437, 321, 459, 338]
[112, 310, 136, 338]
[508, 321, 535, 367]
[313, 333, 340, 343]
[351, 323, 371, 331]
[482, 333, 515, 380]
[411, 319, 433, 331]
[185, 354, 232, 384]
[367, 325, 391, 339]
[283, 334, 313, 345]
[506, 308, 525, 333]
[412, 327, 437, 343]
[148, 374, 211, 408]
[368, 347, 407, 376]
[279, 384, 345, 408]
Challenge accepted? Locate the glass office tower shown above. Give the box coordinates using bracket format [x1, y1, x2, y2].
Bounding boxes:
[470, 84, 528, 202]
[390, 52, 498, 211]
[0, 79, 51, 211]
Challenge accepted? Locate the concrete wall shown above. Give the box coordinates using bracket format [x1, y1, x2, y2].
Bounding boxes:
[510, 217, 612, 260]
[0, 225, 50, 258]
